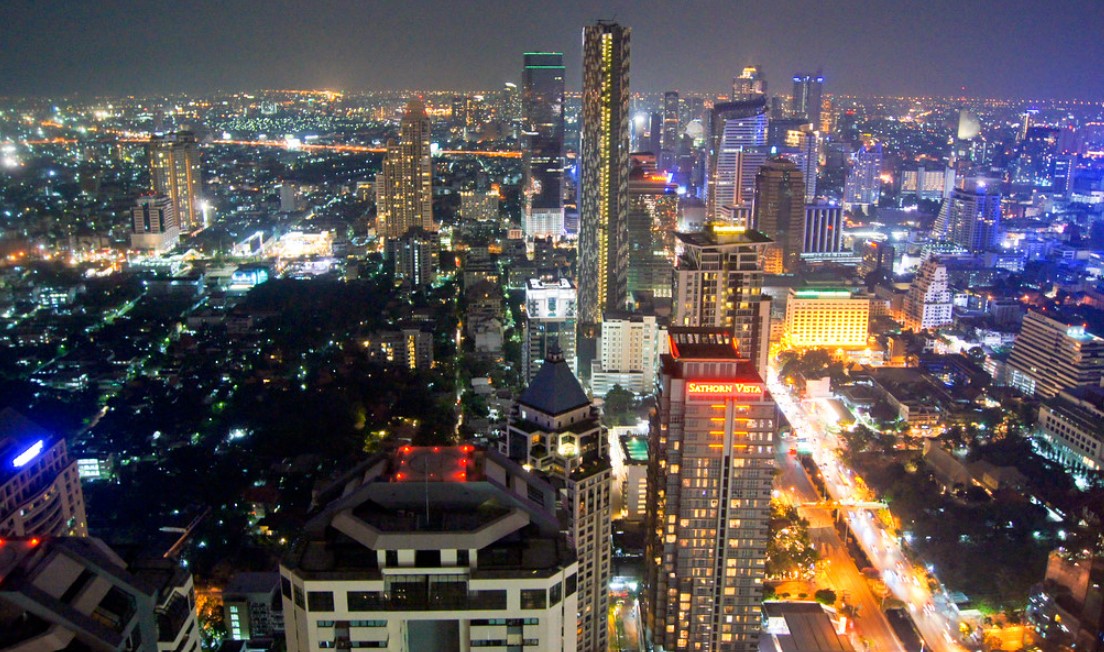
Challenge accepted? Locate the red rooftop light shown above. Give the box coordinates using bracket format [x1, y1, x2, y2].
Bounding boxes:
[29, 538, 40, 547]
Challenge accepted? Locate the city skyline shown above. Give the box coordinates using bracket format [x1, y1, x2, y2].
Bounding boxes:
[2, 0, 1104, 99]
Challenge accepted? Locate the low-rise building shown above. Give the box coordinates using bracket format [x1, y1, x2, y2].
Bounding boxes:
[1037, 379, 1104, 473]
[223, 572, 285, 641]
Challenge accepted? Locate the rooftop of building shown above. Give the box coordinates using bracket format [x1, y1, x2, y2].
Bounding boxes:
[517, 348, 591, 416]
[0, 408, 60, 485]
[224, 571, 280, 596]
[621, 436, 649, 464]
[675, 225, 773, 248]
[761, 601, 853, 652]
[668, 327, 744, 361]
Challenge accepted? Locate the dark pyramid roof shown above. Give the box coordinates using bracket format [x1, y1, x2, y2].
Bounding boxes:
[517, 349, 591, 416]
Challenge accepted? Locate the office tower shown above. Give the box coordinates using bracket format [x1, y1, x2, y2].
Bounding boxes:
[752, 158, 806, 274]
[376, 99, 434, 240]
[505, 350, 611, 652]
[627, 155, 678, 301]
[1008, 310, 1104, 398]
[523, 52, 566, 239]
[673, 223, 772, 372]
[460, 189, 500, 222]
[843, 143, 882, 210]
[707, 96, 770, 221]
[0, 408, 87, 537]
[579, 21, 631, 326]
[148, 131, 201, 233]
[223, 572, 286, 641]
[900, 165, 946, 201]
[281, 446, 581, 652]
[784, 288, 870, 348]
[0, 537, 200, 652]
[859, 240, 895, 278]
[661, 91, 680, 170]
[1037, 381, 1104, 473]
[903, 257, 953, 331]
[591, 313, 664, 396]
[384, 227, 437, 287]
[129, 194, 179, 253]
[643, 327, 776, 652]
[648, 111, 664, 154]
[523, 278, 578, 383]
[775, 127, 819, 203]
[819, 96, 834, 134]
[933, 177, 1001, 253]
[802, 202, 844, 259]
[732, 65, 766, 100]
[791, 72, 824, 126]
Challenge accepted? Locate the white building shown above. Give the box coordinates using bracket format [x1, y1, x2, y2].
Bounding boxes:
[1038, 380, 1104, 473]
[784, 288, 870, 349]
[281, 446, 580, 652]
[1009, 310, 1104, 398]
[523, 278, 577, 383]
[0, 409, 87, 537]
[591, 313, 665, 395]
[903, 257, 953, 331]
[130, 194, 180, 253]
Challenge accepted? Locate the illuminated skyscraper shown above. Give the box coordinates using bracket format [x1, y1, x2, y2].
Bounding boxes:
[377, 99, 434, 240]
[903, 257, 953, 331]
[627, 154, 678, 301]
[579, 21, 631, 327]
[523, 278, 578, 383]
[933, 176, 1002, 253]
[707, 96, 769, 221]
[522, 52, 566, 239]
[673, 224, 772, 372]
[731, 65, 766, 100]
[643, 328, 776, 652]
[752, 158, 806, 274]
[661, 91, 680, 170]
[149, 131, 202, 233]
[791, 72, 824, 126]
[843, 143, 882, 210]
[0, 409, 87, 537]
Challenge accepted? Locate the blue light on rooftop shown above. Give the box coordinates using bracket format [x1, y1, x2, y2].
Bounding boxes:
[12, 440, 44, 468]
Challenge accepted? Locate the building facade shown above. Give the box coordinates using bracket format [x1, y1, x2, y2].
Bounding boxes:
[591, 313, 664, 396]
[933, 177, 1002, 253]
[579, 21, 631, 326]
[673, 224, 772, 372]
[643, 328, 776, 652]
[707, 97, 769, 222]
[790, 73, 824, 126]
[0, 409, 87, 537]
[903, 257, 953, 331]
[1037, 381, 1104, 473]
[752, 158, 806, 274]
[801, 203, 844, 259]
[1008, 310, 1104, 398]
[281, 447, 580, 652]
[784, 289, 870, 349]
[377, 99, 434, 240]
[130, 194, 180, 253]
[523, 278, 578, 383]
[148, 131, 201, 233]
[842, 143, 882, 210]
[522, 52, 566, 239]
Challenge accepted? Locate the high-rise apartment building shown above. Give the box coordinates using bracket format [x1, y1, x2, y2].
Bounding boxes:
[932, 177, 1002, 253]
[523, 52, 566, 239]
[148, 131, 201, 233]
[579, 21, 631, 326]
[1008, 310, 1104, 398]
[661, 91, 680, 171]
[791, 72, 824, 126]
[752, 158, 806, 274]
[784, 288, 870, 349]
[281, 446, 580, 652]
[129, 194, 179, 253]
[384, 227, 438, 288]
[523, 278, 578, 383]
[673, 223, 772, 372]
[903, 257, 953, 331]
[0, 408, 87, 537]
[627, 158, 678, 301]
[731, 65, 766, 100]
[505, 351, 611, 652]
[643, 327, 776, 652]
[459, 189, 500, 223]
[843, 143, 882, 210]
[591, 312, 664, 396]
[377, 99, 434, 240]
[707, 97, 770, 221]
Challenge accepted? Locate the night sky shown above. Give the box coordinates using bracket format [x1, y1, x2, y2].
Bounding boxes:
[2, 0, 1103, 99]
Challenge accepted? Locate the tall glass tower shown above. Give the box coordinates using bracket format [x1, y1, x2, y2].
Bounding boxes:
[522, 52, 566, 239]
[579, 21, 630, 328]
[706, 96, 769, 221]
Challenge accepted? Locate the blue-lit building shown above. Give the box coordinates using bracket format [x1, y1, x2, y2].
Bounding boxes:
[0, 408, 88, 537]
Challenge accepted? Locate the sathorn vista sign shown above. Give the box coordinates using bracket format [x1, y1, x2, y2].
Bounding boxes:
[685, 380, 764, 400]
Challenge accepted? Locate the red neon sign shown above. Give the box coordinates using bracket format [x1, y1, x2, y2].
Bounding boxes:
[686, 380, 763, 400]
